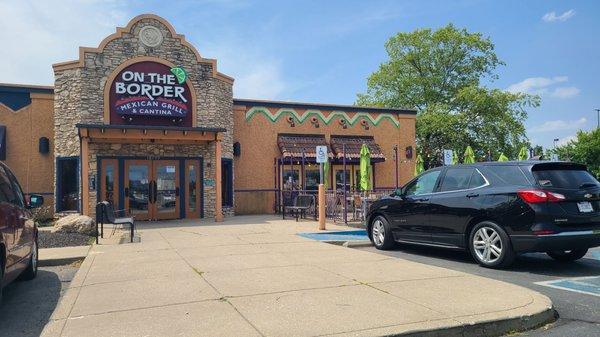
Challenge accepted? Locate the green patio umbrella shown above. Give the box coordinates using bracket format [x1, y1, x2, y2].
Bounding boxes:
[463, 146, 475, 164]
[452, 150, 460, 165]
[518, 146, 529, 161]
[323, 156, 330, 189]
[414, 154, 424, 176]
[497, 153, 509, 161]
[359, 144, 371, 191]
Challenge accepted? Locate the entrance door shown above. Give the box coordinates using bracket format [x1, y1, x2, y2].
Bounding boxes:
[185, 159, 202, 218]
[153, 160, 180, 220]
[124, 159, 181, 220]
[100, 159, 119, 206]
[125, 160, 152, 220]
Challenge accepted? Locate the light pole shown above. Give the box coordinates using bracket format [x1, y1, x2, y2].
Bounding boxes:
[595, 108, 600, 129]
[553, 138, 559, 149]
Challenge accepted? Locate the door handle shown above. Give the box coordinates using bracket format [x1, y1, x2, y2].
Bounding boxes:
[175, 187, 179, 197]
[415, 197, 430, 202]
[466, 193, 479, 198]
[152, 181, 158, 204]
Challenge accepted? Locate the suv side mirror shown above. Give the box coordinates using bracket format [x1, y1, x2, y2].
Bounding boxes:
[28, 194, 44, 208]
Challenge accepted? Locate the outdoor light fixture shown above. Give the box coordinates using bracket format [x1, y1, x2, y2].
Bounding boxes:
[405, 146, 413, 159]
[339, 119, 347, 129]
[233, 142, 241, 156]
[287, 116, 295, 127]
[38, 137, 49, 154]
[360, 119, 370, 130]
[310, 117, 319, 128]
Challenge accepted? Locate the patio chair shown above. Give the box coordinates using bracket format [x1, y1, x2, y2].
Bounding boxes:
[96, 201, 135, 243]
[283, 195, 316, 221]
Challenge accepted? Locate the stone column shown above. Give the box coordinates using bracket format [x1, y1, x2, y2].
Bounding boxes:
[215, 138, 223, 222]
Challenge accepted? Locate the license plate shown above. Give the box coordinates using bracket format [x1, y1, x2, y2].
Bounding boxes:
[577, 201, 594, 213]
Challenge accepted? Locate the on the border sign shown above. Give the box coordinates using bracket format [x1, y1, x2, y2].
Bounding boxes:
[109, 61, 193, 126]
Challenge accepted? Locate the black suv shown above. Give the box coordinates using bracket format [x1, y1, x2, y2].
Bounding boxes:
[366, 161, 600, 268]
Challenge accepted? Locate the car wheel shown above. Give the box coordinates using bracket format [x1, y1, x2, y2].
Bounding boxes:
[469, 221, 515, 269]
[18, 239, 38, 281]
[547, 248, 588, 262]
[370, 216, 395, 250]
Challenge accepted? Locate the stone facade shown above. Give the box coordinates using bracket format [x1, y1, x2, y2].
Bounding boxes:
[52, 14, 234, 218]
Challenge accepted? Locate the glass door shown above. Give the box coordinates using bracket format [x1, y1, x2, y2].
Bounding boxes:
[124, 160, 151, 221]
[153, 160, 180, 220]
[100, 159, 119, 206]
[185, 159, 201, 218]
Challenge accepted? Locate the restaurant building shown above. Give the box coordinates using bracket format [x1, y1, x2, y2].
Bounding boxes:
[0, 14, 416, 221]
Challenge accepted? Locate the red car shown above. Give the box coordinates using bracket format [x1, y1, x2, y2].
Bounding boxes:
[0, 162, 43, 303]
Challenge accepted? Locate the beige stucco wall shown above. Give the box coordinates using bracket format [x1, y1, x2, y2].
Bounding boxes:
[233, 104, 416, 214]
[0, 93, 55, 213]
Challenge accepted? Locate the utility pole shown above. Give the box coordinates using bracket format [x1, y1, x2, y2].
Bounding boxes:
[595, 108, 600, 129]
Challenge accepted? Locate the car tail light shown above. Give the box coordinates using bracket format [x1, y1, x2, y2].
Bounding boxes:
[517, 189, 566, 203]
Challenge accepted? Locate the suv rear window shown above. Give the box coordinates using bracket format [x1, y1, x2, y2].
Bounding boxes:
[533, 169, 599, 189]
[483, 166, 530, 186]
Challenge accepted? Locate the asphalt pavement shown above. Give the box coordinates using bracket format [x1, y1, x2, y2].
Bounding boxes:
[0, 264, 79, 337]
[356, 244, 600, 337]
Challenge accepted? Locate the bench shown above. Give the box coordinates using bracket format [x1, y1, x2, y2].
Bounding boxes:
[96, 201, 135, 243]
[283, 194, 315, 221]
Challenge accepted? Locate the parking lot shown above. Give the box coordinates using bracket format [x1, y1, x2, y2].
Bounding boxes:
[357, 245, 600, 336]
[0, 264, 79, 337]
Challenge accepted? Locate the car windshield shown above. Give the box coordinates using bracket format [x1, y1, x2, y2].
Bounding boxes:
[533, 169, 600, 189]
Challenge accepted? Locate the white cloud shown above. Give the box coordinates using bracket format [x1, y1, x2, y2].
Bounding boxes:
[551, 86, 580, 98]
[0, 0, 130, 85]
[506, 76, 579, 99]
[557, 135, 577, 146]
[542, 9, 575, 22]
[529, 118, 587, 133]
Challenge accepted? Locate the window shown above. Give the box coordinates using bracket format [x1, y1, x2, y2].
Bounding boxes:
[533, 169, 599, 189]
[304, 170, 320, 191]
[469, 170, 487, 189]
[335, 169, 350, 191]
[222, 159, 233, 207]
[282, 169, 299, 190]
[440, 168, 472, 192]
[484, 166, 529, 186]
[57, 157, 79, 212]
[0, 165, 18, 205]
[404, 170, 441, 196]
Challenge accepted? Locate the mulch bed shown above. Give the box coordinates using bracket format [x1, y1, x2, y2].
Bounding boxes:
[38, 230, 93, 249]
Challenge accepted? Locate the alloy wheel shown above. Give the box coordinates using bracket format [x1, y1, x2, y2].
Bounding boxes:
[372, 219, 385, 246]
[473, 227, 502, 264]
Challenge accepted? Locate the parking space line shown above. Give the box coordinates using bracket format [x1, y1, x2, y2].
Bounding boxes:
[536, 276, 600, 298]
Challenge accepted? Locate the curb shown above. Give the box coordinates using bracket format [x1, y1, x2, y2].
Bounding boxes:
[323, 240, 373, 248]
[397, 307, 556, 337]
[38, 256, 86, 267]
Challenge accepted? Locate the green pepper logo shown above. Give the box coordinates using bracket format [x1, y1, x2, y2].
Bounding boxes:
[170, 67, 187, 84]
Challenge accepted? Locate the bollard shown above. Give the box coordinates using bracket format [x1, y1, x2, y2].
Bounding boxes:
[318, 183, 326, 230]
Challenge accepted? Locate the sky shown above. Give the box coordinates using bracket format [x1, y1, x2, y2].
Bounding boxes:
[1, 0, 598, 149]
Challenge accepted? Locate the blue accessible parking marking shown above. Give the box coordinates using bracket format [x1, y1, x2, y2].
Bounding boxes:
[297, 230, 369, 242]
[536, 277, 600, 297]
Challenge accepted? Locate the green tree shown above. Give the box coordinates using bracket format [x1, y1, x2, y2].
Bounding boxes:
[357, 24, 538, 168]
[552, 129, 600, 178]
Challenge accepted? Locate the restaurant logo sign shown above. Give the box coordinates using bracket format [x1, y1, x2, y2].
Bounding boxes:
[109, 61, 192, 119]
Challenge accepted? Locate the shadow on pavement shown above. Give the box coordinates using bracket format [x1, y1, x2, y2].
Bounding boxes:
[388, 243, 600, 278]
[0, 270, 63, 337]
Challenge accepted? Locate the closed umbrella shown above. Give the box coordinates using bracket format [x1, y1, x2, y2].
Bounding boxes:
[323, 156, 330, 189]
[497, 153, 509, 161]
[463, 146, 475, 164]
[518, 146, 529, 161]
[359, 144, 371, 191]
[414, 154, 424, 176]
[452, 150, 459, 165]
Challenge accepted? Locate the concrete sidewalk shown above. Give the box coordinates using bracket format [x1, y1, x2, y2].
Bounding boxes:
[39, 246, 91, 266]
[41, 215, 553, 337]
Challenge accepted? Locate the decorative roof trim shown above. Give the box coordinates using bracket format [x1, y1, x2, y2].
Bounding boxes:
[52, 14, 234, 85]
[246, 107, 401, 128]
